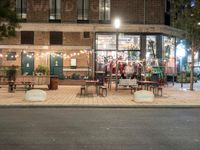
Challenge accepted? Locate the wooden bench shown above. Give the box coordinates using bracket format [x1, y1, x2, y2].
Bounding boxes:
[14, 75, 50, 90]
[118, 79, 138, 94]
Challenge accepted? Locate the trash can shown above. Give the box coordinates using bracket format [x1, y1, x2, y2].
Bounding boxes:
[49, 76, 58, 90]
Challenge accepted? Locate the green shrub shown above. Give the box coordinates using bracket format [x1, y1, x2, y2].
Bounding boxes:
[35, 65, 49, 75]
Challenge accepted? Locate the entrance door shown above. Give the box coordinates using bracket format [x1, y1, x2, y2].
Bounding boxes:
[50, 53, 63, 79]
[21, 52, 34, 75]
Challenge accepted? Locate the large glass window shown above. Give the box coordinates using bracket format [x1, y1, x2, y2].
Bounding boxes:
[49, 0, 61, 21]
[163, 36, 176, 74]
[99, 0, 110, 22]
[96, 33, 141, 74]
[16, 0, 27, 20]
[96, 34, 116, 50]
[96, 51, 116, 72]
[77, 0, 89, 21]
[119, 34, 140, 50]
[146, 36, 157, 60]
[163, 36, 175, 59]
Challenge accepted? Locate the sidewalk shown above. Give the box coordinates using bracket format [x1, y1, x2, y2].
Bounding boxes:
[0, 82, 200, 107]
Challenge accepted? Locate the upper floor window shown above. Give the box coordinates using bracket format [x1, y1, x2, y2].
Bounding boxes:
[77, 0, 89, 23]
[99, 0, 110, 23]
[21, 31, 34, 45]
[16, 0, 27, 20]
[49, 0, 61, 22]
[50, 32, 63, 45]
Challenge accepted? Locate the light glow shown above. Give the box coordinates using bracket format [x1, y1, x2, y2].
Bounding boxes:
[114, 18, 121, 29]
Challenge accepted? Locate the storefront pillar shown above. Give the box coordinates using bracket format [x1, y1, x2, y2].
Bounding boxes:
[140, 35, 146, 60]
[156, 35, 163, 60]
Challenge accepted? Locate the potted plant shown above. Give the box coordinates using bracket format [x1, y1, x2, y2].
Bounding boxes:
[35, 65, 49, 75]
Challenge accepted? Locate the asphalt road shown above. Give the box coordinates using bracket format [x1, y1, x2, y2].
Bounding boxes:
[0, 108, 200, 150]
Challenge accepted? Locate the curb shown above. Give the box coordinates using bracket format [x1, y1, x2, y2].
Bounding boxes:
[0, 104, 200, 109]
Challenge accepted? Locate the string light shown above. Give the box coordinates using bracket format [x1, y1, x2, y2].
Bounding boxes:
[0, 49, 93, 60]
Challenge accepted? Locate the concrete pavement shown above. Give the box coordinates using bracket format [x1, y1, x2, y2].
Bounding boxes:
[0, 82, 200, 107]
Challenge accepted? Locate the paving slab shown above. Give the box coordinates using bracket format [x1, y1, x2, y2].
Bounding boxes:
[0, 82, 200, 107]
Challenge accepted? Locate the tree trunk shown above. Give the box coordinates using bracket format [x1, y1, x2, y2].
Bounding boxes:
[190, 40, 195, 91]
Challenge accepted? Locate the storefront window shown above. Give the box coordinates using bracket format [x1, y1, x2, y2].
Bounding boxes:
[163, 36, 176, 75]
[118, 51, 140, 61]
[119, 34, 140, 50]
[146, 36, 156, 60]
[176, 39, 187, 72]
[96, 34, 116, 50]
[96, 51, 116, 72]
[163, 36, 175, 59]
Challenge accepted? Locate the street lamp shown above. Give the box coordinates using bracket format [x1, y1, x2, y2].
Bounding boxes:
[114, 18, 121, 91]
[176, 42, 186, 88]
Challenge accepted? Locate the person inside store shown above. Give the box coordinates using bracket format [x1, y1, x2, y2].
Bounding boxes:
[120, 69, 126, 79]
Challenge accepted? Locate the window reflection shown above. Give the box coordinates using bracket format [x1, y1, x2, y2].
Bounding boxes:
[146, 36, 156, 64]
[99, 0, 111, 22]
[119, 34, 140, 50]
[96, 34, 116, 50]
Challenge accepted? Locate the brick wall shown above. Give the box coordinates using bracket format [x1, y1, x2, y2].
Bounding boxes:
[145, 0, 165, 24]
[63, 32, 92, 46]
[1, 49, 21, 67]
[61, 0, 77, 23]
[111, 0, 145, 24]
[21, 0, 165, 24]
[0, 32, 20, 45]
[27, 0, 49, 22]
[89, 0, 99, 23]
[34, 32, 49, 45]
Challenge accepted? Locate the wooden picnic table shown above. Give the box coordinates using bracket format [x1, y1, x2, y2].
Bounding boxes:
[137, 80, 159, 90]
[85, 80, 99, 95]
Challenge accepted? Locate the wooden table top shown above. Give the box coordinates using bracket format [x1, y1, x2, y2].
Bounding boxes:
[137, 80, 158, 84]
[85, 80, 99, 83]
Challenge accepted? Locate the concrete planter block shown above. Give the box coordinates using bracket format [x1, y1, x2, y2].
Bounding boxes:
[25, 89, 47, 102]
[133, 90, 154, 102]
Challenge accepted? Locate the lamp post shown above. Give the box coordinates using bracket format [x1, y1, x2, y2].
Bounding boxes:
[114, 18, 120, 91]
[176, 42, 186, 88]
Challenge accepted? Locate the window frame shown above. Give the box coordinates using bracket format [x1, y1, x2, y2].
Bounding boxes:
[49, 0, 61, 22]
[7, 52, 17, 61]
[16, 0, 27, 21]
[50, 32, 63, 45]
[99, 0, 111, 23]
[21, 31, 34, 45]
[77, 0, 89, 23]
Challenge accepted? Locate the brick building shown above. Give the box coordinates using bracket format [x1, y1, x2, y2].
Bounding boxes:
[0, 0, 182, 80]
